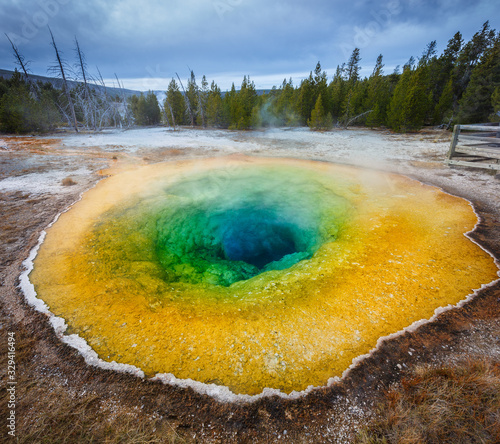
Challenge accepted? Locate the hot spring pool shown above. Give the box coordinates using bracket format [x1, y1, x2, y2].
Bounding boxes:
[30, 156, 498, 395]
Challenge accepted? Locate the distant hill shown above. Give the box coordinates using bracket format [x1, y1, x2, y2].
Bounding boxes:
[0, 69, 269, 101]
[220, 89, 268, 97]
[0, 69, 142, 99]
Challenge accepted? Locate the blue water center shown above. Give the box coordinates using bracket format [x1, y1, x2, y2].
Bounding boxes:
[152, 166, 351, 287]
[218, 207, 304, 268]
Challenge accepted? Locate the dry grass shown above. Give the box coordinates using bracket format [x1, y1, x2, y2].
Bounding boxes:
[356, 358, 500, 444]
[14, 388, 181, 444]
[15, 396, 183, 444]
[0, 322, 187, 444]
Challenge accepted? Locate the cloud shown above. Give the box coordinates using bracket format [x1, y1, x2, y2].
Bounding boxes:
[0, 0, 498, 91]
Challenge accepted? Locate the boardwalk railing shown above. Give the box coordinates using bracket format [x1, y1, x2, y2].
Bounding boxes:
[446, 123, 500, 171]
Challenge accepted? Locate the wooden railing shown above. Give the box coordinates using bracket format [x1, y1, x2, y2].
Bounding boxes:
[446, 123, 500, 171]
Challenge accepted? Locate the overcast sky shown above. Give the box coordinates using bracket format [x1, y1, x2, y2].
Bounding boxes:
[0, 0, 498, 91]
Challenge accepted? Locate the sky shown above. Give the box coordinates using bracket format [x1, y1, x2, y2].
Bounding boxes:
[0, 0, 498, 92]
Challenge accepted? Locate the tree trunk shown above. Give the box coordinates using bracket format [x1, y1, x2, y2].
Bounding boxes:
[165, 100, 176, 130]
[5, 33, 39, 99]
[75, 38, 96, 130]
[49, 27, 78, 132]
[344, 109, 373, 129]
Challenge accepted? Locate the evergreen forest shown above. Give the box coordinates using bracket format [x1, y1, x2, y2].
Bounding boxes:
[1, 22, 499, 134]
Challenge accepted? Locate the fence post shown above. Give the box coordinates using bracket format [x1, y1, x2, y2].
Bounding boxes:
[447, 124, 460, 161]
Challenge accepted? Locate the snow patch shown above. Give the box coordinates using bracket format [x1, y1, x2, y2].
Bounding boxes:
[0, 167, 91, 194]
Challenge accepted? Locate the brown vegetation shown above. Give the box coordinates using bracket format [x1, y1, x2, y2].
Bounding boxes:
[61, 177, 77, 186]
[356, 358, 500, 444]
[0, 133, 499, 443]
[0, 320, 185, 444]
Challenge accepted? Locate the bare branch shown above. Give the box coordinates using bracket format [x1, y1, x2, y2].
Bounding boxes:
[95, 66, 106, 89]
[74, 37, 96, 130]
[164, 98, 176, 130]
[115, 73, 132, 128]
[5, 33, 39, 98]
[344, 110, 373, 129]
[48, 26, 78, 132]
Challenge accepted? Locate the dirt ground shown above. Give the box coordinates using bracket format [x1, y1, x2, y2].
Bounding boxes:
[0, 128, 499, 443]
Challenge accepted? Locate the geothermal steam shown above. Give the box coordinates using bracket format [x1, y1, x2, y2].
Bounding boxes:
[31, 156, 498, 395]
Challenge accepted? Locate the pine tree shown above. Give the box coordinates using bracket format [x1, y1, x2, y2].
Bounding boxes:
[365, 55, 391, 127]
[186, 72, 200, 126]
[166, 79, 186, 126]
[491, 86, 500, 122]
[297, 73, 315, 124]
[404, 67, 432, 130]
[308, 93, 324, 129]
[434, 77, 454, 125]
[430, 32, 463, 124]
[313, 62, 329, 114]
[136, 94, 147, 125]
[452, 22, 496, 115]
[198, 75, 209, 126]
[228, 76, 258, 129]
[205, 81, 223, 127]
[416, 41, 439, 125]
[346, 48, 361, 85]
[308, 93, 332, 130]
[0, 70, 59, 133]
[341, 49, 362, 126]
[388, 65, 428, 132]
[145, 91, 161, 125]
[328, 64, 347, 121]
[277, 78, 299, 126]
[387, 66, 409, 131]
[250, 105, 262, 128]
[457, 32, 500, 123]
[223, 83, 237, 128]
[129, 91, 161, 126]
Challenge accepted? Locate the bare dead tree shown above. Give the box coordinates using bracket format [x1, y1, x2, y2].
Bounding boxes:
[94, 66, 119, 129]
[48, 27, 78, 132]
[5, 33, 39, 98]
[165, 99, 176, 130]
[113, 73, 124, 128]
[114, 73, 123, 90]
[344, 110, 373, 129]
[74, 37, 96, 130]
[55, 101, 71, 123]
[96, 66, 107, 93]
[176, 72, 194, 126]
[159, 101, 170, 126]
[95, 66, 109, 129]
[114, 73, 133, 128]
[443, 114, 455, 131]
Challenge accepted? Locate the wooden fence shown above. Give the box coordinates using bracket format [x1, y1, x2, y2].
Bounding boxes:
[446, 122, 500, 171]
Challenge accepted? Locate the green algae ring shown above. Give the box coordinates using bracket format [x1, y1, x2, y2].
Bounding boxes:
[30, 156, 499, 396]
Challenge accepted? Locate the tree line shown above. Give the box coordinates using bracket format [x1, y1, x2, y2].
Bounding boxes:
[158, 21, 499, 132]
[1, 22, 499, 134]
[0, 30, 132, 134]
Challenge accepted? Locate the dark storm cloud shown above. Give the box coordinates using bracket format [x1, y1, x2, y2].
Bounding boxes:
[0, 0, 498, 90]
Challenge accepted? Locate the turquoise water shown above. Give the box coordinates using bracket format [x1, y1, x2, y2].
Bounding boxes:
[90, 165, 353, 288]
